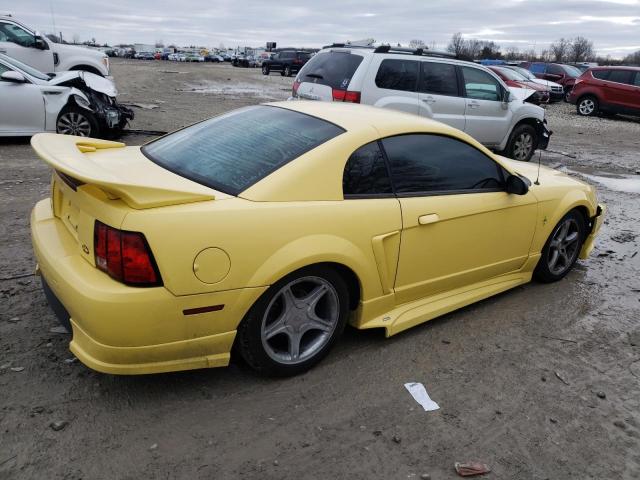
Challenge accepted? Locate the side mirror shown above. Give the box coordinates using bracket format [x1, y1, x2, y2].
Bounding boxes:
[506, 174, 529, 195]
[33, 33, 48, 50]
[1, 71, 26, 83]
[502, 89, 511, 103]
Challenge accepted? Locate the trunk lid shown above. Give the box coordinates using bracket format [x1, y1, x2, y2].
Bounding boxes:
[293, 50, 365, 102]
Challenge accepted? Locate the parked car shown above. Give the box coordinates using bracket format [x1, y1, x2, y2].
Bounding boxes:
[262, 50, 311, 77]
[488, 66, 550, 105]
[503, 66, 564, 102]
[0, 15, 110, 77]
[185, 53, 205, 62]
[0, 53, 132, 137]
[567, 66, 640, 117]
[137, 52, 155, 60]
[30, 101, 603, 376]
[205, 54, 223, 62]
[176, 53, 187, 62]
[520, 62, 583, 99]
[292, 45, 551, 161]
[233, 54, 257, 67]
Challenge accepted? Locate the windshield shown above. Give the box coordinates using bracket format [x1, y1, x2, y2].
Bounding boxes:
[509, 66, 535, 80]
[561, 65, 582, 77]
[0, 53, 50, 80]
[494, 67, 527, 81]
[297, 51, 364, 89]
[142, 106, 344, 195]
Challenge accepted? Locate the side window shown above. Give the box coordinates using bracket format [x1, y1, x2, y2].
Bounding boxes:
[419, 62, 459, 96]
[592, 70, 610, 80]
[381, 134, 504, 194]
[343, 142, 393, 196]
[0, 22, 36, 48]
[633, 73, 640, 87]
[607, 70, 634, 85]
[460, 67, 501, 101]
[375, 59, 419, 92]
[281, 51, 294, 59]
[529, 63, 545, 74]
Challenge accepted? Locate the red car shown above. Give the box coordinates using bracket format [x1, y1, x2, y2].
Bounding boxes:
[520, 62, 582, 98]
[488, 66, 550, 104]
[568, 66, 640, 117]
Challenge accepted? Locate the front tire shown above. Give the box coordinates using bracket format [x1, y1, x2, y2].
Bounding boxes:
[505, 124, 538, 162]
[284, 65, 292, 77]
[56, 105, 99, 137]
[236, 265, 349, 377]
[262, 65, 270, 75]
[534, 210, 586, 283]
[577, 96, 598, 117]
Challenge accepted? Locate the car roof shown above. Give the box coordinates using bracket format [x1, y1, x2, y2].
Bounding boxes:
[590, 66, 640, 71]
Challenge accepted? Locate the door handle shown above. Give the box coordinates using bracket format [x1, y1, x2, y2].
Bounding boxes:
[418, 213, 439, 225]
[468, 101, 480, 109]
[422, 96, 436, 104]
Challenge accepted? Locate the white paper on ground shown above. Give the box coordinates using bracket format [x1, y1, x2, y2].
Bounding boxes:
[404, 382, 440, 411]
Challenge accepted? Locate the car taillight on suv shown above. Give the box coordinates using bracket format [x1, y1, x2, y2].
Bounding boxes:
[292, 80, 301, 97]
[94, 220, 162, 286]
[332, 89, 361, 103]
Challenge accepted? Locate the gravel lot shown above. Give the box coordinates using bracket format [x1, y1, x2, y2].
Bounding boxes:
[1, 58, 639, 479]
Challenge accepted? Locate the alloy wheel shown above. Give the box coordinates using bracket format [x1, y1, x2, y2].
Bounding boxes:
[57, 112, 92, 136]
[513, 132, 533, 160]
[260, 276, 340, 365]
[547, 218, 581, 276]
[578, 99, 595, 116]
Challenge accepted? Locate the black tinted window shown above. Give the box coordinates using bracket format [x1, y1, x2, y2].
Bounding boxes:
[375, 59, 419, 92]
[298, 52, 363, 89]
[343, 142, 392, 196]
[280, 51, 295, 59]
[548, 64, 564, 75]
[608, 70, 634, 85]
[419, 62, 458, 96]
[461, 67, 501, 101]
[143, 106, 344, 195]
[592, 70, 610, 80]
[633, 73, 640, 87]
[382, 134, 504, 194]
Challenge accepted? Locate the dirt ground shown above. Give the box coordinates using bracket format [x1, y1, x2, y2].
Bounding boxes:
[1, 58, 639, 480]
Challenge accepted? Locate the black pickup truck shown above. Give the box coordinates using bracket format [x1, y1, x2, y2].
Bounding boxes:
[261, 50, 311, 77]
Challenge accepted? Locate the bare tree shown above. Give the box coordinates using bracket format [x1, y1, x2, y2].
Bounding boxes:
[549, 37, 570, 62]
[409, 39, 425, 49]
[505, 46, 520, 61]
[447, 32, 466, 57]
[570, 36, 594, 63]
[623, 50, 640, 65]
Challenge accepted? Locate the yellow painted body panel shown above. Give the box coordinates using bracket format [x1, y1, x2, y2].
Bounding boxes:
[29, 101, 604, 374]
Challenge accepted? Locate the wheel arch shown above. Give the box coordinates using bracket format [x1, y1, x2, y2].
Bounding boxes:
[69, 64, 104, 76]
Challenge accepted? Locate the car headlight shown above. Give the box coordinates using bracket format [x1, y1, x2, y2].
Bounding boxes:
[101, 56, 110, 74]
[73, 94, 92, 110]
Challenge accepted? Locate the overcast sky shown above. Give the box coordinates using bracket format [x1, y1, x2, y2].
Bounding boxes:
[12, 0, 640, 58]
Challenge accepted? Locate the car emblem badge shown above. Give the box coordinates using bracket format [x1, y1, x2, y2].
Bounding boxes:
[82, 244, 90, 254]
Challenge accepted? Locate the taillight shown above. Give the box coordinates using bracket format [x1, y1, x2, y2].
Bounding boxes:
[292, 80, 301, 97]
[94, 220, 161, 287]
[332, 89, 361, 103]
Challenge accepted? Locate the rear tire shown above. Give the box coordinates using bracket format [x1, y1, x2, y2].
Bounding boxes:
[504, 124, 538, 162]
[534, 210, 586, 283]
[262, 65, 270, 75]
[577, 96, 598, 117]
[56, 105, 99, 137]
[284, 65, 292, 77]
[236, 265, 349, 377]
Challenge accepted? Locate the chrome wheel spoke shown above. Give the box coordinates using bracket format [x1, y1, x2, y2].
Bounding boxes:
[263, 316, 287, 340]
[289, 332, 302, 360]
[564, 231, 579, 246]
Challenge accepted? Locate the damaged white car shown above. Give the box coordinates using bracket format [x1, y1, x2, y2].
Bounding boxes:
[0, 53, 133, 138]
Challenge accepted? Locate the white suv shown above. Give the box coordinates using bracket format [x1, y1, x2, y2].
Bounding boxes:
[0, 15, 110, 78]
[292, 45, 551, 161]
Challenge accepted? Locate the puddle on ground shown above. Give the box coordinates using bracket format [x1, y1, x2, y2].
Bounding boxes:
[563, 168, 640, 194]
[177, 81, 289, 100]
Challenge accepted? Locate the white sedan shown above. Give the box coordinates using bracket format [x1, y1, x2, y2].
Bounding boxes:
[0, 53, 133, 137]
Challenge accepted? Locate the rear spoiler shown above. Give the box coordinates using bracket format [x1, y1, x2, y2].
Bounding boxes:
[31, 133, 216, 209]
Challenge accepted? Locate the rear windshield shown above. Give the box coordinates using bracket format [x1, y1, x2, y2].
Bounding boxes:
[297, 51, 364, 89]
[142, 106, 344, 195]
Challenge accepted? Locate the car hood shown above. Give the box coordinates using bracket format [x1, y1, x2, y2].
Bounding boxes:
[508, 86, 536, 102]
[532, 78, 563, 89]
[50, 42, 106, 60]
[48, 71, 117, 96]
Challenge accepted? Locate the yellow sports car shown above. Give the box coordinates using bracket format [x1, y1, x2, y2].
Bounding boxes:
[30, 101, 604, 376]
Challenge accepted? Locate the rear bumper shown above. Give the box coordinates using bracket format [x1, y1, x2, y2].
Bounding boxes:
[579, 204, 605, 259]
[31, 199, 266, 375]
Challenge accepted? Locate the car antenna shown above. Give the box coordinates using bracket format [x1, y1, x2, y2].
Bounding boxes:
[534, 149, 542, 185]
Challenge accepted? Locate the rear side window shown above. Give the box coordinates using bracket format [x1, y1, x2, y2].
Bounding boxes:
[633, 73, 640, 87]
[142, 106, 344, 195]
[592, 70, 610, 80]
[607, 70, 634, 85]
[298, 51, 363, 89]
[343, 142, 392, 196]
[460, 67, 501, 101]
[419, 62, 459, 96]
[382, 134, 504, 194]
[375, 59, 419, 92]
